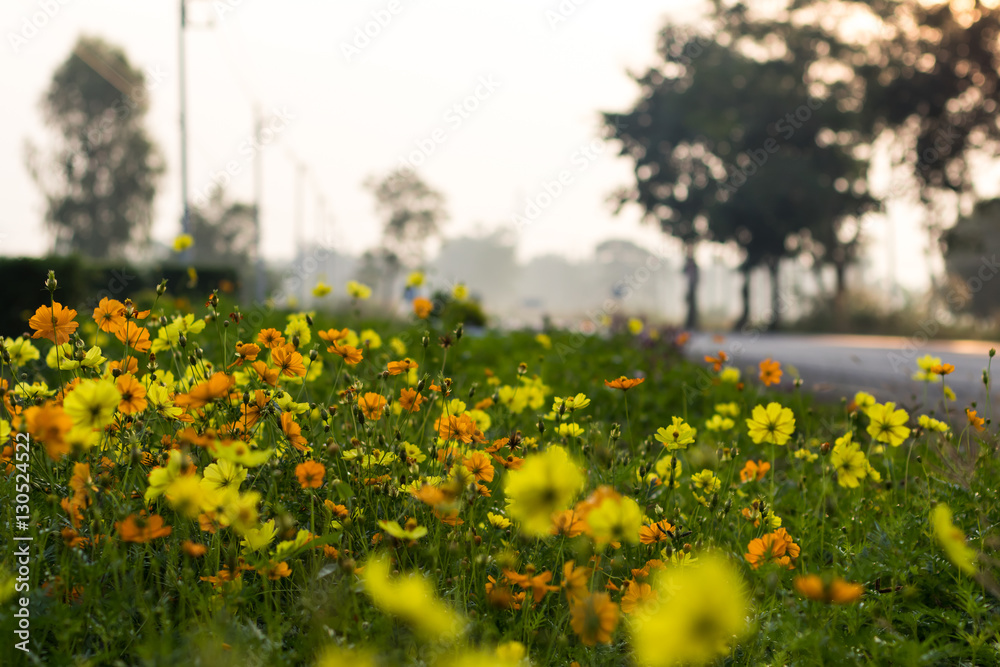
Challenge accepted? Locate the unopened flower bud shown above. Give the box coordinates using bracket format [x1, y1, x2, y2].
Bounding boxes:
[455, 323, 463, 341]
[45, 270, 57, 292]
[156, 280, 167, 296]
[309, 349, 318, 362]
[820, 441, 831, 455]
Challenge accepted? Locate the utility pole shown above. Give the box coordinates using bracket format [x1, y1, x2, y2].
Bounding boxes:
[253, 106, 265, 304]
[179, 0, 191, 249]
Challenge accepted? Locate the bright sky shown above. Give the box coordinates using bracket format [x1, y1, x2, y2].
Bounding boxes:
[0, 0, 938, 289]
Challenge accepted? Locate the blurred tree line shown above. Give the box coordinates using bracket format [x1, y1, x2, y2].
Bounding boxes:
[606, 0, 1000, 329]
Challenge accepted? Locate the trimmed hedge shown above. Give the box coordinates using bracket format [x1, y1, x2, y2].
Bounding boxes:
[0, 256, 240, 338]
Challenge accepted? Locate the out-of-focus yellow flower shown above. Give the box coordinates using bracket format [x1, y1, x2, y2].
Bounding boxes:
[930, 504, 977, 575]
[587, 495, 642, 545]
[535, 333, 552, 349]
[172, 234, 193, 252]
[406, 271, 425, 288]
[452, 283, 469, 301]
[359, 329, 382, 349]
[315, 646, 377, 667]
[918, 415, 949, 433]
[361, 553, 465, 640]
[628, 318, 644, 335]
[555, 422, 584, 438]
[630, 554, 750, 667]
[312, 281, 332, 297]
[63, 379, 120, 430]
[346, 280, 372, 300]
[720, 367, 741, 383]
[505, 446, 585, 537]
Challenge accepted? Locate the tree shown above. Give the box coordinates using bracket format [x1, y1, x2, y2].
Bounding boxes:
[364, 168, 448, 268]
[604, 9, 873, 329]
[27, 36, 163, 260]
[941, 198, 1000, 319]
[188, 191, 256, 266]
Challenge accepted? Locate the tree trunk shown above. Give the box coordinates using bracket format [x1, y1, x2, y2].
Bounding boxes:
[833, 260, 847, 331]
[768, 260, 781, 330]
[733, 263, 751, 331]
[683, 246, 699, 330]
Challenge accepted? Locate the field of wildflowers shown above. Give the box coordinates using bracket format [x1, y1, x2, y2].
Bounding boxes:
[1, 271, 999, 666]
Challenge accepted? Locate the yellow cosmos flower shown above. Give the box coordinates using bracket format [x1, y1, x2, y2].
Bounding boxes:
[63, 379, 120, 430]
[866, 402, 910, 447]
[654, 416, 696, 450]
[830, 434, 868, 488]
[745, 402, 796, 445]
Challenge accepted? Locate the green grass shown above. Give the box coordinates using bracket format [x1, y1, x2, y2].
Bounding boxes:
[1, 286, 999, 666]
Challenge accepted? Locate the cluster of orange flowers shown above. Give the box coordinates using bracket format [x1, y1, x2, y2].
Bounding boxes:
[745, 528, 801, 570]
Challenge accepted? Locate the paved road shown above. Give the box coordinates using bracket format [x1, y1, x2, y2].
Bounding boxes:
[685, 332, 1000, 415]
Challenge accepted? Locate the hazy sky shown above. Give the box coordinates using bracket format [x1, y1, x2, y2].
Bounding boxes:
[1, 0, 936, 288]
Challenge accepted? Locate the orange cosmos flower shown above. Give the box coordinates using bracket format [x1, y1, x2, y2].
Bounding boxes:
[115, 321, 151, 353]
[250, 360, 279, 386]
[551, 509, 587, 538]
[794, 574, 864, 604]
[175, 372, 236, 409]
[329, 341, 363, 365]
[257, 328, 286, 349]
[561, 560, 592, 601]
[704, 350, 728, 372]
[674, 331, 691, 346]
[398, 387, 425, 413]
[229, 342, 261, 368]
[739, 459, 771, 483]
[182, 540, 208, 557]
[115, 374, 147, 415]
[295, 460, 326, 489]
[759, 358, 782, 386]
[966, 408, 986, 432]
[281, 412, 309, 451]
[435, 413, 485, 444]
[357, 392, 387, 420]
[29, 302, 79, 345]
[108, 357, 138, 376]
[92, 297, 126, 333]
[22, 402, 73, 461]
[463, 451, 495, 482]
[317, 327, 349, 345]
[413, 297, 433, 319]
[272, 344, 306, 378]
[116, 514, 172, 543]
[931, 363, 955, 376]
[257, 560, 292, 580]
[387, 358, 418, 375]
[745, 528, 801, 570]
[638, 520, 675, 545]
[620, 580, 657, 614]
[503, 568, 559, 605]
[570, 593, 619, 646]
[604, 376, 645, 391]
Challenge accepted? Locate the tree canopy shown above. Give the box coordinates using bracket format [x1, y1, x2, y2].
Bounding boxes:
[28, 35, 163, 260]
